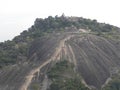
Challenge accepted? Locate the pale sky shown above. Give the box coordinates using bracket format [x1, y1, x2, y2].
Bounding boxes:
[0, 0, 120, 42]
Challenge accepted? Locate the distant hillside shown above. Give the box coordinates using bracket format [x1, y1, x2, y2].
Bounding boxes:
[0, 15, 120, 90]
[0, 15, 119, 68]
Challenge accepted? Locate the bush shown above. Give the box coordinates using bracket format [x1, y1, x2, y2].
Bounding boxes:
[47, 60, 89, 90]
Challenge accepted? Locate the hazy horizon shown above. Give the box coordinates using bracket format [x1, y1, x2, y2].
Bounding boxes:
[0, 0, 120, 42]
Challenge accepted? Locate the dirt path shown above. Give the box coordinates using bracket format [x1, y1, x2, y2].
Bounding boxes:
[19, 35, 73, 90]
[68, 45, 77, 67]
[19, 59, 52, 90]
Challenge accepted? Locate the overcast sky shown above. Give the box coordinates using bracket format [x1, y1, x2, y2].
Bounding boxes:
[0, 0, 120, 42]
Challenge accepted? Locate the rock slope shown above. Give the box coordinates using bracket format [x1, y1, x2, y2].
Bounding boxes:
[0, 31, 120, 90]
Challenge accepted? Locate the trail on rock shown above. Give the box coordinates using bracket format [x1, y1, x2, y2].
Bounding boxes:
[68, 45, 77, 68]
[19, 35, 73, 90]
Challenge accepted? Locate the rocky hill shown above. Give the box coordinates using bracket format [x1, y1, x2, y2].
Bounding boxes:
[0, 15, 120, 90]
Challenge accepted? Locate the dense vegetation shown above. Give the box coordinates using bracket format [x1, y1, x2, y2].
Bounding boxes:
[102, 78, 120, 90]
[47, 60, 89, 90]
[0, 15, 119, 68]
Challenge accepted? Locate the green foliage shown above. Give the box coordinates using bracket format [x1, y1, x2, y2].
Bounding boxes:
[33, 15, 118, 33]
[47, 60, 89, 90]
[102, 79, 120, 90]
[49, 77, 89, 90]
[94, 29, 120, 41]
[0, 41, 17, 67]
[31, 84, 39, 90]
[47, 60, 76, 80]
[0, 40, 29, 68]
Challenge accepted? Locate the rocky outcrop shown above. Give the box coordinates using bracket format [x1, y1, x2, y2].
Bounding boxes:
[0, 32, 120, 90]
